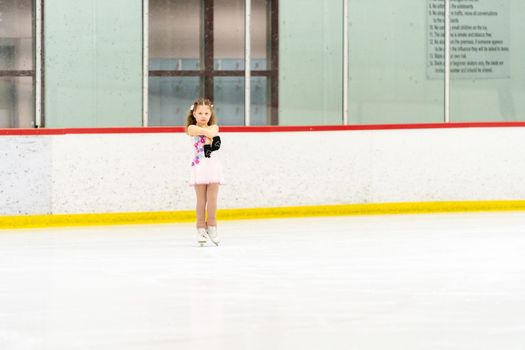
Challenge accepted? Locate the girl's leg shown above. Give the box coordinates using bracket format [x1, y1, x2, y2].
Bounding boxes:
[194, 184, 207, 228]
[205, 183, 220, 227]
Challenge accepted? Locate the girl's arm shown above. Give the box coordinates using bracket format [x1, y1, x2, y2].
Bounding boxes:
[209, 124, 219, 136]
[187, 125, 219, 138]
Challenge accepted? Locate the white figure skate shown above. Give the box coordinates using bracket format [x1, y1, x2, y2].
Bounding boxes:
[196, 228, 208, 247]
[207, 226, 220, 246]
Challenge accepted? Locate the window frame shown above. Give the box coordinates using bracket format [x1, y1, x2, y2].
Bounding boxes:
[146, 0, 278, 126]
[0, 0, 43, 128]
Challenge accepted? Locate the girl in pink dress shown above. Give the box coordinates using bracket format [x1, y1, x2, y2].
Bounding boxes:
[185, 98, 224, 246]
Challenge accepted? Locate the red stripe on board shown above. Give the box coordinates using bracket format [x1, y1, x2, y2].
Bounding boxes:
[0, 127, 183, 136]
[1, 122, 525, 136]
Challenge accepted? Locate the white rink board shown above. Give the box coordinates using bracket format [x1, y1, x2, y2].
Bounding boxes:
[2, 127, 525, 215]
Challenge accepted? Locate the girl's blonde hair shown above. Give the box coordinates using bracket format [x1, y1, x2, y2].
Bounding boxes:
[185, 98, 217, 132]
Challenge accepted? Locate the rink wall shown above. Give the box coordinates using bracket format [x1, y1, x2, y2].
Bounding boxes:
[2, 123, 525, 228]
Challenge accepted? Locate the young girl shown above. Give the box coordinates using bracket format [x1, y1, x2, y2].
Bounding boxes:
[185, 98, 224, 246]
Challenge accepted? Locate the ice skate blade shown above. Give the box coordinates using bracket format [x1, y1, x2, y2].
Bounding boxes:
[210, 240, 219, 247]
[199, 242, 206, 247]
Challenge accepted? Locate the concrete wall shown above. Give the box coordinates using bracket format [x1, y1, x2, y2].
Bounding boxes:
[1, 127, 525, 216]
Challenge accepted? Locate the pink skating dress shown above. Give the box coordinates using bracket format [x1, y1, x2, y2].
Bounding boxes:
[189, 134, 225, 186]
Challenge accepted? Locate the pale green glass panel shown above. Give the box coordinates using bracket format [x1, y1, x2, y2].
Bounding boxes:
[450, 0, 525, 122]
[45, 0, 143, 127]
[348, 0, 444, 124]
[279, 0, 343, 125]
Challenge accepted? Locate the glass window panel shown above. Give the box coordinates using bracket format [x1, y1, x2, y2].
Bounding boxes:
[149, 0, 201, 71]
[0, 0, 33, 70]
[214, 0, 245, 71]
[149, 77, 201, 126]
[45, 0, 142, 127]
[251, 77, 269, 125]
[279, 0, 342, 125]
[251, 0, 268, 71]
[214, 77, 245, 125]
[450, 0, 524, 122]
[347, 0, 444, 124]
[0, 77, 34, 128]
[348, 0, 444, 124]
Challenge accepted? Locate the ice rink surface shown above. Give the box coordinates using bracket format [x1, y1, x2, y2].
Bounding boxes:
[1, 212, 525, 350]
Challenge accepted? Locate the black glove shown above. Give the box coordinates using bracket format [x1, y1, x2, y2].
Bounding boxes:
[204, 136, 221, 158]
